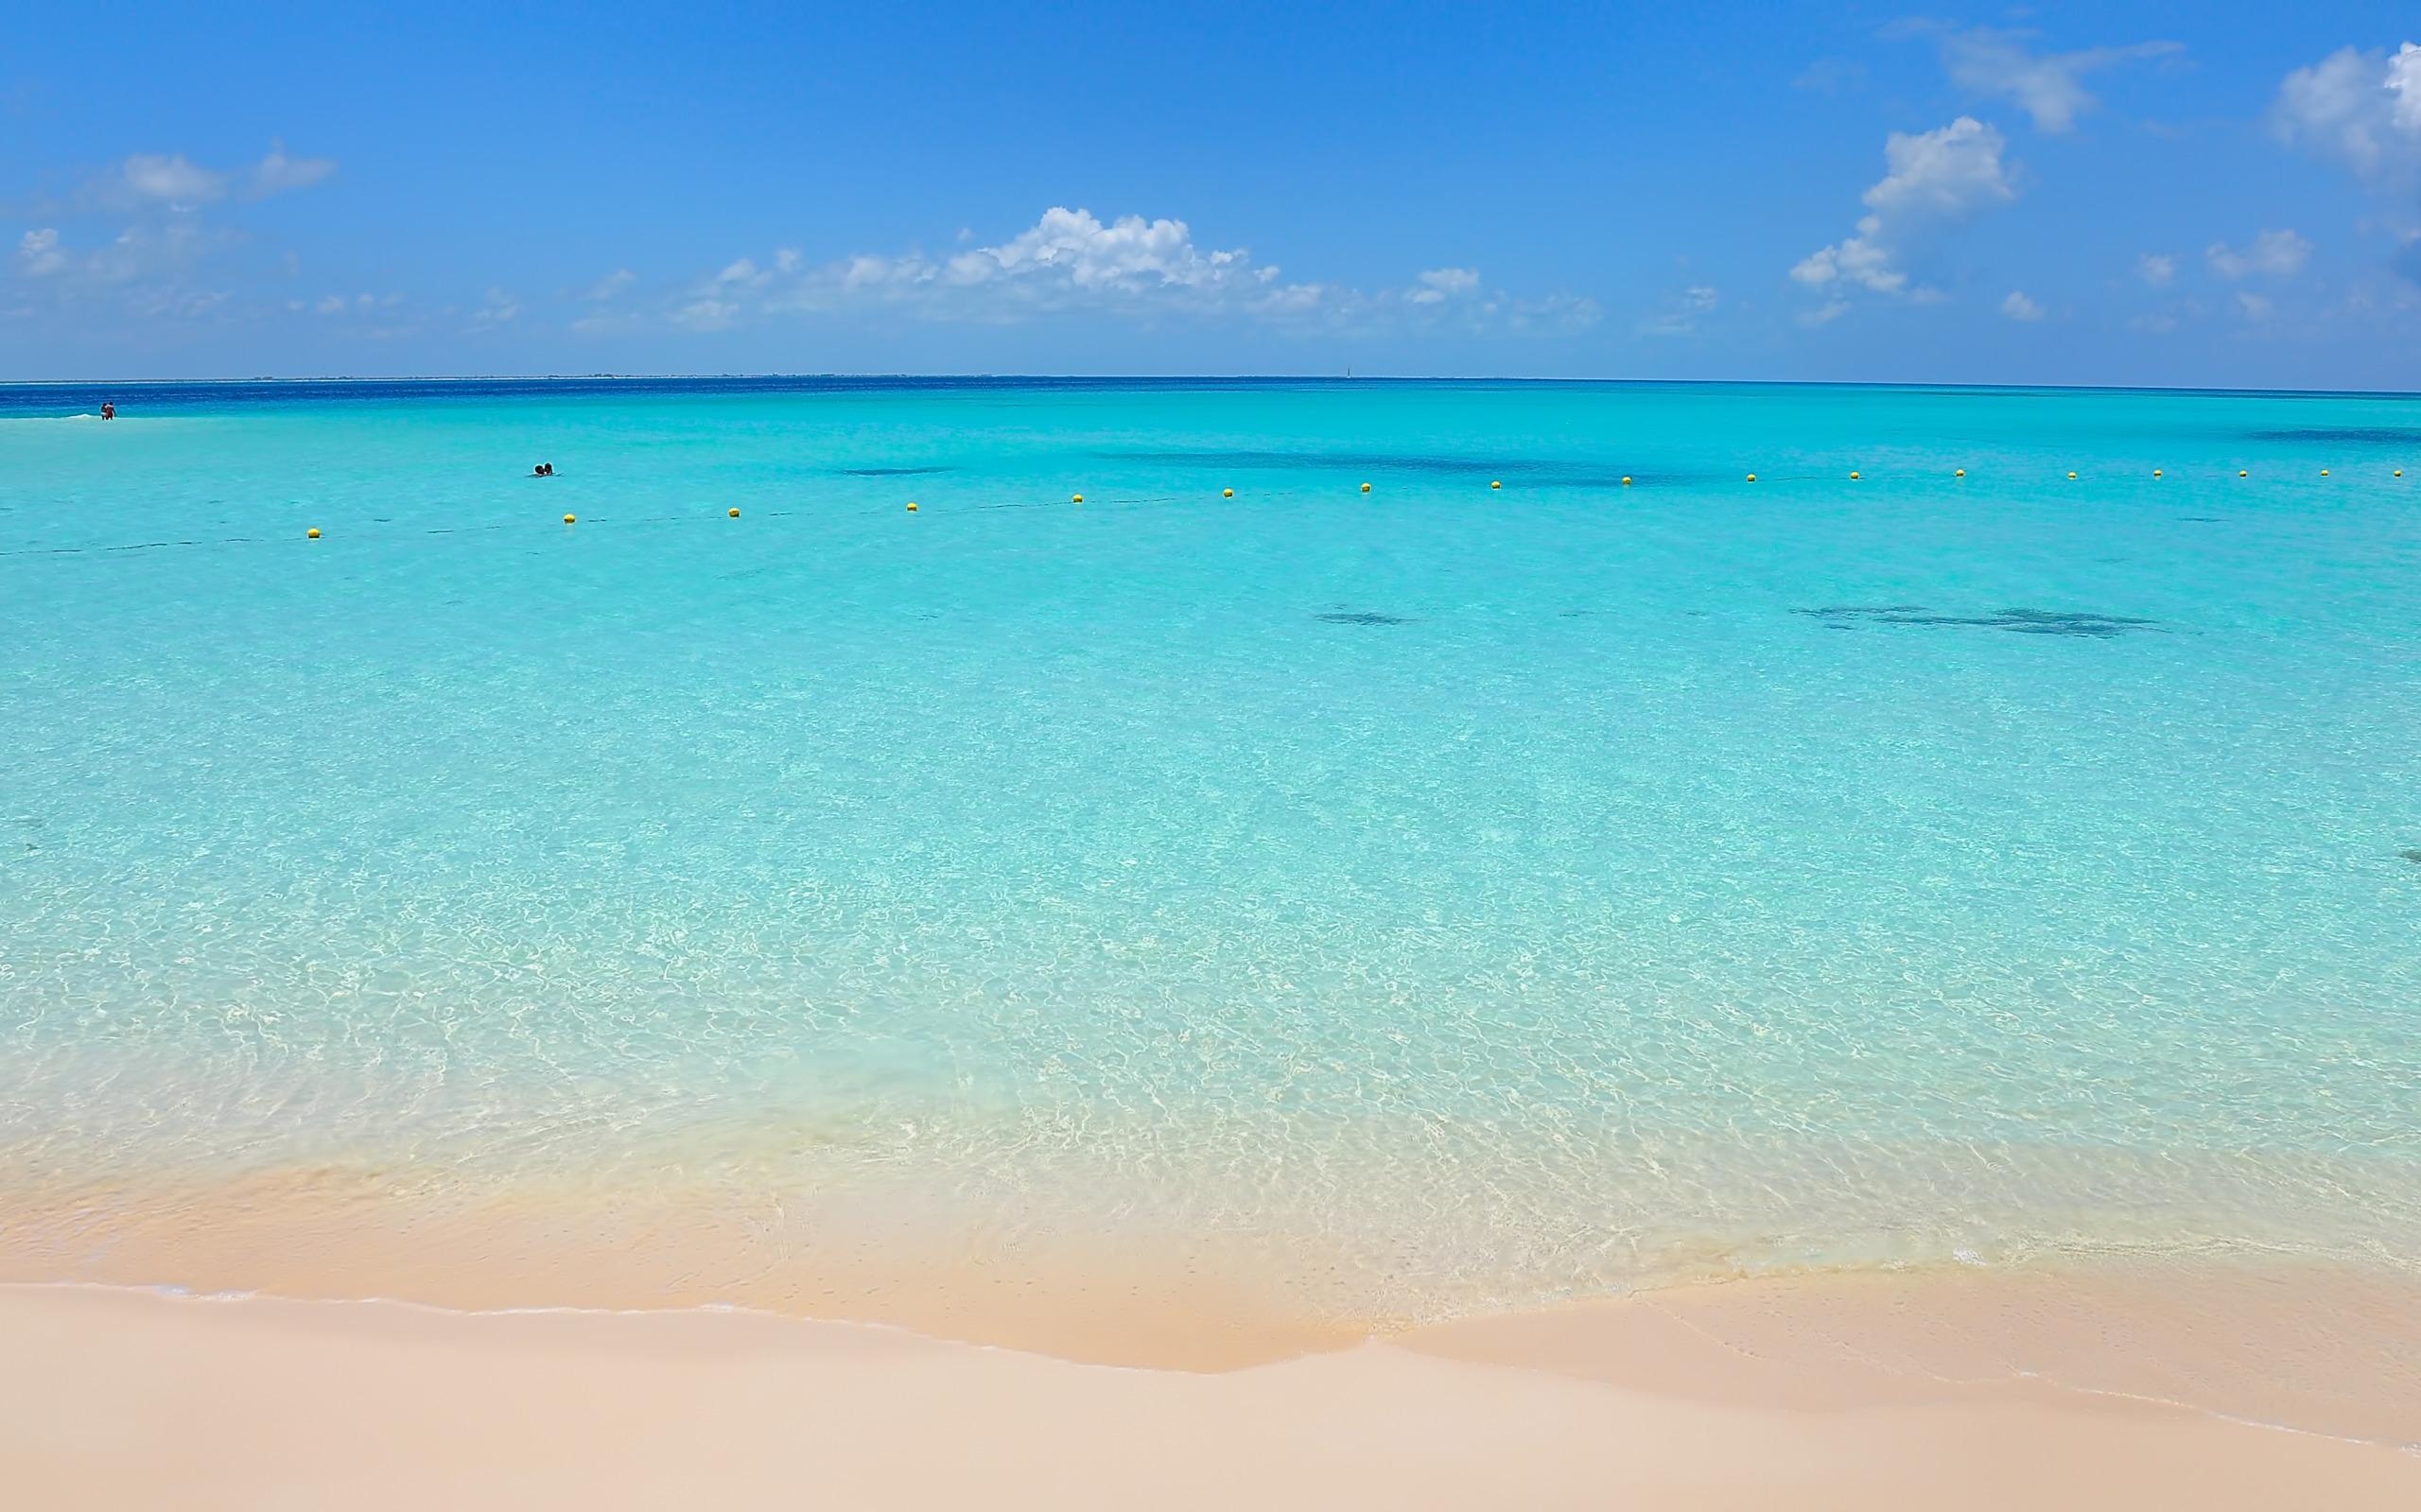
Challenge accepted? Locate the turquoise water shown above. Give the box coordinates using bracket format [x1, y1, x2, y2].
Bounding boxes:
[4, 378, 2418, 1319]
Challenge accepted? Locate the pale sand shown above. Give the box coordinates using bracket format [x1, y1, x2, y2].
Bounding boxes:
[5, 1279, 2417, 1509]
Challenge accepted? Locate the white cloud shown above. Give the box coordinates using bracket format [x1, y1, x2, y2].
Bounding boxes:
[925, 207, 1268, 300]
[1860, 119, 2021, 218]
[95, 145, 336, 212]
[634, 205, 1594, 337]
[2273, 43, 2421, 185]
[120, 153, 228, 206]
[19, 228, 67, 276]
[2206, 228, 2311, 280]
[583, 269, 636, 301]
[672, 296, 739, 331]
[19, 144, 337, 319]
[2235, 291, 2274, 320]
[249, 142, 337, 199]
[297, 292, 392, 317]
[1408, 266, 1481, 304]
[8, 215, 245, 322]
[2137, 252, 2177, 286]
[2000, 289, 2046, 321]
[1793, 117, 2017, 303]
[1798, 299, 1850, 327]
[1923, 26, 2183, 134]
[471, 287, 520, 327]
[28, 220, 235, 288]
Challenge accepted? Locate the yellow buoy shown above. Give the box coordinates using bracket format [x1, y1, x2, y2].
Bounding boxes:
[1746, 473, 1757, 483]
[1955, 468, 1967, 478]
[306, 527, 321, 539]
[1490, 480, 1501, 490]
[2321, 469, 2330, 478]
[2153, 469, 2163, 478]
[1072, 494, 1083, 504]
[2068, 471, 2078, 480]
[563, 513, 576, 525]
[1223, 488, 1234, 498]
[2397, 469, 2406, 478]
[1621, 476, 1632, 486]
[2238, 470, 2248, 478]
[906, 501, 918, 512]
[728, 508, 740, 518]
[1849, 471, 1860, 480]
[1360, 482, 1371, 494]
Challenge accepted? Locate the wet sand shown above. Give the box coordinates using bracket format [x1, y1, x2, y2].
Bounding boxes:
[5, 1275, 2416, 1510]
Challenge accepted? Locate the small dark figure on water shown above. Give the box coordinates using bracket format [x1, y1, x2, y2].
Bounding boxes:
[531, 461, 554, 477]
[100, 402, 115, 420]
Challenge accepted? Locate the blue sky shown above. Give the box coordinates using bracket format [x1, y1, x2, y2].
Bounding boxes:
[5, 3, 2418, 387]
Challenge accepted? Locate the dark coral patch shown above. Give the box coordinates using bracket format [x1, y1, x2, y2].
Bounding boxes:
[1798, 605, 2162, 638]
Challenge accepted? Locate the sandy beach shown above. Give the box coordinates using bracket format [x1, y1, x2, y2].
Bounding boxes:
[6, 1268, 2417, 1509]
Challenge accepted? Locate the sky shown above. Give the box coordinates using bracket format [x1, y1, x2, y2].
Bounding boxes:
[4, 2, 2419, 388]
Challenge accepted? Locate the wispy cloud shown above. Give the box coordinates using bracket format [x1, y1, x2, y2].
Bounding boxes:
[19, 228, 67, 276]
[248, 142, 338, 199]
[81, 144, 338, 212]
[1902, 25, 2182, 134]
[13, 219, 240, 290]
[2000, 289, 2045, 321]
[290, 291, 403, 318]
[1792, 117, 2018, 305]
[582, 269, 636, 302]
[2136, 252, 2177, 286]
[1407, 267, 1480, 304]
[9, 142, 340, 323]
[471, 287, 521, 328]
[1643, 282, 1720, 336]
[2272, 43, 2421, 187]
[2206, 228, 2311, 280]
[118, 153, 227, 207]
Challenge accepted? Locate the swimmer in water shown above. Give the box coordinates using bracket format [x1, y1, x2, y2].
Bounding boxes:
[531, 461, 553, 477]
[100, 402, 115, 420]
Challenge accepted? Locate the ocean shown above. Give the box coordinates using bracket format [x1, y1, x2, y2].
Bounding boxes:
[3, 376, 2416, 1329]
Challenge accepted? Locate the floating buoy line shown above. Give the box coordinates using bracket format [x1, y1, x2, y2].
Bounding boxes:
[7, 466, 2405, 559]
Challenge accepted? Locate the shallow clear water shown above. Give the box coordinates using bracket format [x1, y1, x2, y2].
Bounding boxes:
[4, 378, 2418, 1318]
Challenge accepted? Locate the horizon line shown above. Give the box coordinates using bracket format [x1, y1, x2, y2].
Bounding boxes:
[3, 373, 2418, 402]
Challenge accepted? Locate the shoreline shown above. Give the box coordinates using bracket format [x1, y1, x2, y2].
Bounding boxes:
[7, 1275, 2416, 1509]
[12, 1158, 2418, 1380]
[6, 1235, 2419, 1446]
[9, 1150, 2421, 1393]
